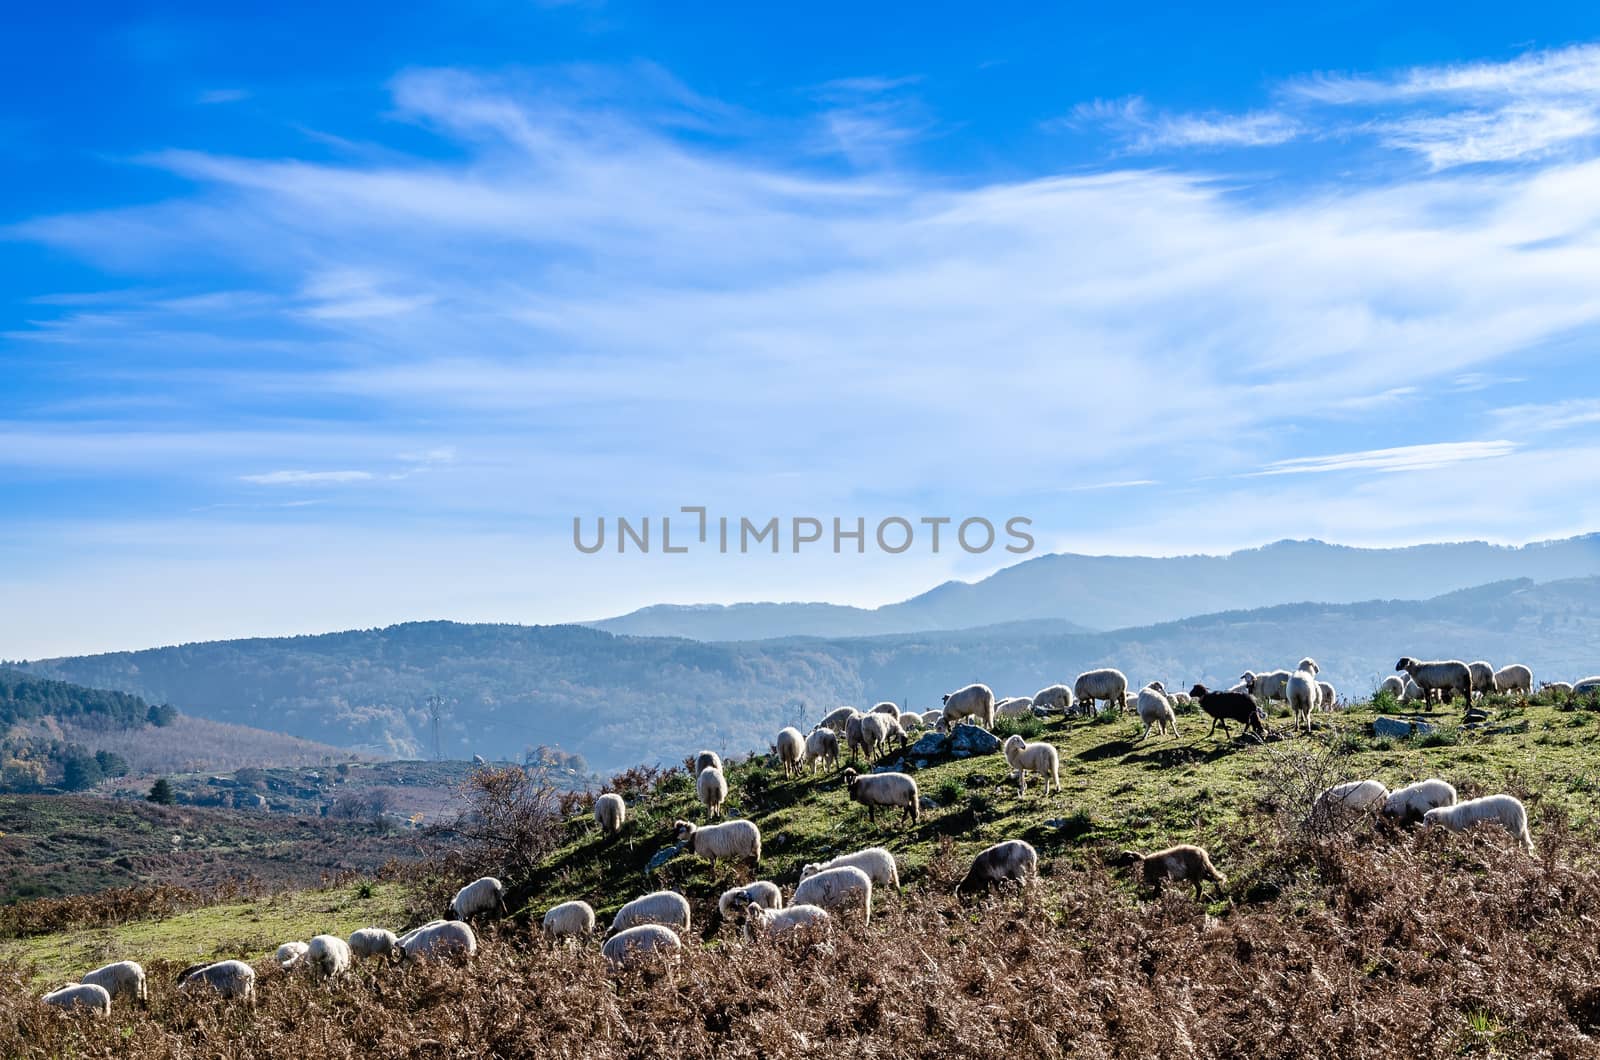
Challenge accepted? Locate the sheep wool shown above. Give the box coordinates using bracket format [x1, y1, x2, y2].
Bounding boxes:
[1073, 669, 1129, 715]
[610, 890, 692, 935]
[791, 865, 873, 925]
[800, 846, 901, 890]
[957, 839, 1039, 896]
[80, 960, 146, 1005]
[42, 983, 112, 1016]
[595, 792, 626, 835]
[1424, 794, 1534, 854]
[673, 818, 762, 871]
[1002, 734, 1061, 796]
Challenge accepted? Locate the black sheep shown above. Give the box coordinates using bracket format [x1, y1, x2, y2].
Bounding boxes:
[1189, 684, 1266, 739]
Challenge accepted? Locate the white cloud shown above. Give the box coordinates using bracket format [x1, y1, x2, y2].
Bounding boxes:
[1251, 441, 1519, 477]
[1070, 97, 1300, 152]
[240, 470, 374, 485]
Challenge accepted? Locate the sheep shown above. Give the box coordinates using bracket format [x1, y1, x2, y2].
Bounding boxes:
[1311, 780, 1389, 822]
[1423, 794, 1534, 854]
[1116, 845, 1226, 900]
[741, 903, 832, 941]
[602, 924, 682, 970]
[1189, 684, 1266, 740]
[80, 960, 146, 1006]
[307, 934, 352, 977]
[42, 983, 111, 1016]
[800, 847, 900, 891]
[1168, 691, 1193, 707]
[1377, 674, 1406, 700]
[1573, 676, 1600, 697]
[816, 707, 860, 735]
[594, 792, 626, 835]
[1493, 664, 1533, 696]
[448, 876, 507, 921]
[1240, 669, 1291, 702]
[397, 920, 448, 947]
[694, 750, 723, 775]
[541, 900, 597, 942]
[274, 941, 309, 970]
[956, 839, 1038, 896]
[1002, 733, 1061, 796]
[995, 696, 1036, 719]
[1032, 684, 1075, 714]
[1395, 657, 1473, 706]
[398, 920, 478, 964]
[841, 767, 919, 827]
[697, 766, 729, 818]
[775, 726, 806, 777]
[610, 890, 692, 935]
[1542, 681, 1575, 695]
[1134, 685, 1179, 740]
[1073, 669, 1128, 715]
[179, 960, 256, 1004]
[804, 727, 840, 773]
[672, 818, 762, 873]
[348, 927, 399, 961]
[1317, 681, 1337, 711]
[940, 683, 997, 731]
[791, 864, 873, 925]
[1286, 665, 1319, 733]
[849, 712, 907, 761]
[920, 709, 946, 728]
[1381, 778, 1457, 824]
[718, 881, 784, 920]
[1467, 660, 1496, 697]
[870, 701, 901, 719]
[1402, 676, 1427, 703]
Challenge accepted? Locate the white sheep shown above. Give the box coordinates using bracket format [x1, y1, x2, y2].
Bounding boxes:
[804, 728, 839, 773]
[179, 960, 256, 1004]
[274, 941, 308, 970]
[1312, 779, 1389, 821]
[1134, 685, 1179, 740]
[1377, 675, 1406, 700]
[1167, 691, 1192, 707]
[1402, 676, 1427, 703]
[397, 920, 448, 947]
[348, 927, 399, 961]
[672, 818, 762, 872]
[869, 701, 901, 719]
[1032, 684, 1075, 714]
[994, 696, 1036, 719]
[694, 750, 723, 775]
[697, 766, 729, 818]
[1573, 676, 1600, 697]
[1493, 664, 1533, 696]
[595, 792, 626, 835]
[1467, 660, 1496, 697]
[449, 876, 507, 921]
[851, 712, 907, 760]
[307, 934, 352, 978]
[956, 839, 1038, 896]
[1317, 681, 1337, 711]
[816, 707, 860, 735]
[718, 881, 784, 920]
[541, 900, 597, 942]
[42, 983, 111, 1016]
[398, 920, 478, 964]
[741, 903, 832, 941]
[1395, 657, 1473, 706]
[80, 960, 146, 1006]
[791, 865, 873, 925]
[1286, 665, 1319, 733]
[1073, 669, 1128, 714]
[920, 709, 946, 728]
[1002, 734, 1060, 796]
[940, 684, 997, 731]
[602, 924, 682, 970]
[841, 768, 919, 827]
[1240, 669, 1291, 702]
[1381, 778, 1457, 823]
[1543, 681, 1575, 695]
[610, 890, 692, 935]
[1423, 794, 1534, 854]
[775, 726, 806, 777]
[800, 847, 900, 890]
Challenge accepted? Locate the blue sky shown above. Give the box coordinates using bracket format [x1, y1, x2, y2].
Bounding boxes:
[6, 3, 1600, 657]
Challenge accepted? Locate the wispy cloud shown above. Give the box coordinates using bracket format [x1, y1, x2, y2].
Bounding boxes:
[1252, 441, 1519, 477]
[240, 470, 374, 485]
[196, 88, 250, 105]
[1071, 97, 1301, 152]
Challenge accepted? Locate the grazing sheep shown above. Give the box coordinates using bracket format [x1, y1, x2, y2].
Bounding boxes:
[870, 701, 901, 719]
[1377, 675, 1406, 700]
[179, 960, 256, 1005]
[80, 960, 146, 1006]
[1032, 684, 1075, 714]
[1467, 660, 1496, 697]
[1424, 794, 1534, 854]
[398, 920, 478, 964]
[1167, 690, 1193, 707]
[397, 920, 448, 947]
[841, 767, 919, 827]
[1134, 685, 1179, 740]
[817, 707, 860, 735]
[956, 839, 1039, 896]
[1493, 664, 1533, 696]
[274, 941, 309, 970]
[1395, 657, 1473, 706]
[741, 903, 832, 941]
[694, 750, 723, 775]
[995, 696, 1035, 719]
[1286, 666, 1319, 733]
[697, 766, 729, 818]
[673, 818, 762, 872]
[1402, 676, 1427, 703]
[1117, 845, 1226, 900]
[804, 727, 840, 773]
[1002, 733, 1061, 796]
[307, 934, 352, 978]
[602, 924, 682, 970]
[610, 891, 692, 935]
[1317, 681, 1337, 711]
[800, 847, 900, 891]
[775, 726, 806, 777]
[42, 983, 111, 1016]
[1240, 669, 1292, 702]
[1312, 779, 1389, 822]
[791, 865, 873, 925]
[1381, 778, 1457, 823]
[851, 712, 908, 761]
[1542, 681, 1575, 695]
[1574, 676, 1600, 697]
[1189, 684, 1266, 740]
[448, 876, 507, 921]
[594, 792, 626, 835]
[718, 881, 784, 920]
[921, 709, 946, 728]
[542, 900, 597, 942]
[1074, 669, 1129, 714]
[940, 684, 997, 731]
[348, 928, 399, 961]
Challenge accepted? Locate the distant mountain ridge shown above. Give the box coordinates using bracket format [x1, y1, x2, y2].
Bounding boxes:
[586, 534, 1600, 640]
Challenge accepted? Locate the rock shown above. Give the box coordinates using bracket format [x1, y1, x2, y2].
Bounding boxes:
[949, 723, 1001, 757]
[910, 733, 949, 757]
[918, 796, 939, 811]
[870, 760, 903, 774]
[1373, 716, 1438, 739]
[644, 845, 679, 875]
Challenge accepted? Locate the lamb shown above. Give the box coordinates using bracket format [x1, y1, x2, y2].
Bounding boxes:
[1189, 684, 1266, 740]
[1492, 664, 1533, 696]
[804, 727, 840, 773]
[1574, 676, 1600, 697]
[541, 900, 597, 942]
[717, 881, 784, 920]
[740, 903, 832, 941]
[1377, 674, 1406, 700]
[398, 920, 478, 964]
[956, 839, 1038, 896]
[870, 701, 901, 719]
[1467, 660, 1496, 697]
[940, 683, 997, 731]
[274, 941, 309, 970]
[995, 696, 1036, 719]
[1074, 669, 1129, 715]
[1134, 685, 1179, 740]
[602, 924, 682, 970]
[1395, 657, 1473, 706]
[1423, 794, 1534, 854]
[610, 890, 692, 935]
[1286, 664, 1319, 733]
[694, 750, 723, 775]
[1240, 669, 1291, 702]
[594, 792, 626, 835]
[347, 927, 399, 961]
[1312, 779, 1389, 822]
[697, 766, 729, 818]
[1542, 681, 1575, 695]
[841, 767, 920, 827]
[80, 960, 146, 1006]
[41, 983, 111, 1016]
[448, 876, 507, 921]
[1381, 778, 1457, 824]
[1402, 676, 1426, 703]
[1116, 844, 1226, 900]
[1002, 733, 1061, 796]
[775, 726, 806, 777]
[178, 960, 256, 1004]
[672, 818, 762, 872]
[800, 846, 900, 890]
[1317, 681, 1337, 711]
[1032, 684, 1075, 714]
[816, 707, 860, 735]
[307, 933, 352, 977]
[791, 864, 873, 925]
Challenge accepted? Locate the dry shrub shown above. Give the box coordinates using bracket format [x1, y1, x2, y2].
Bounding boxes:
[0, 883, 206, 938]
